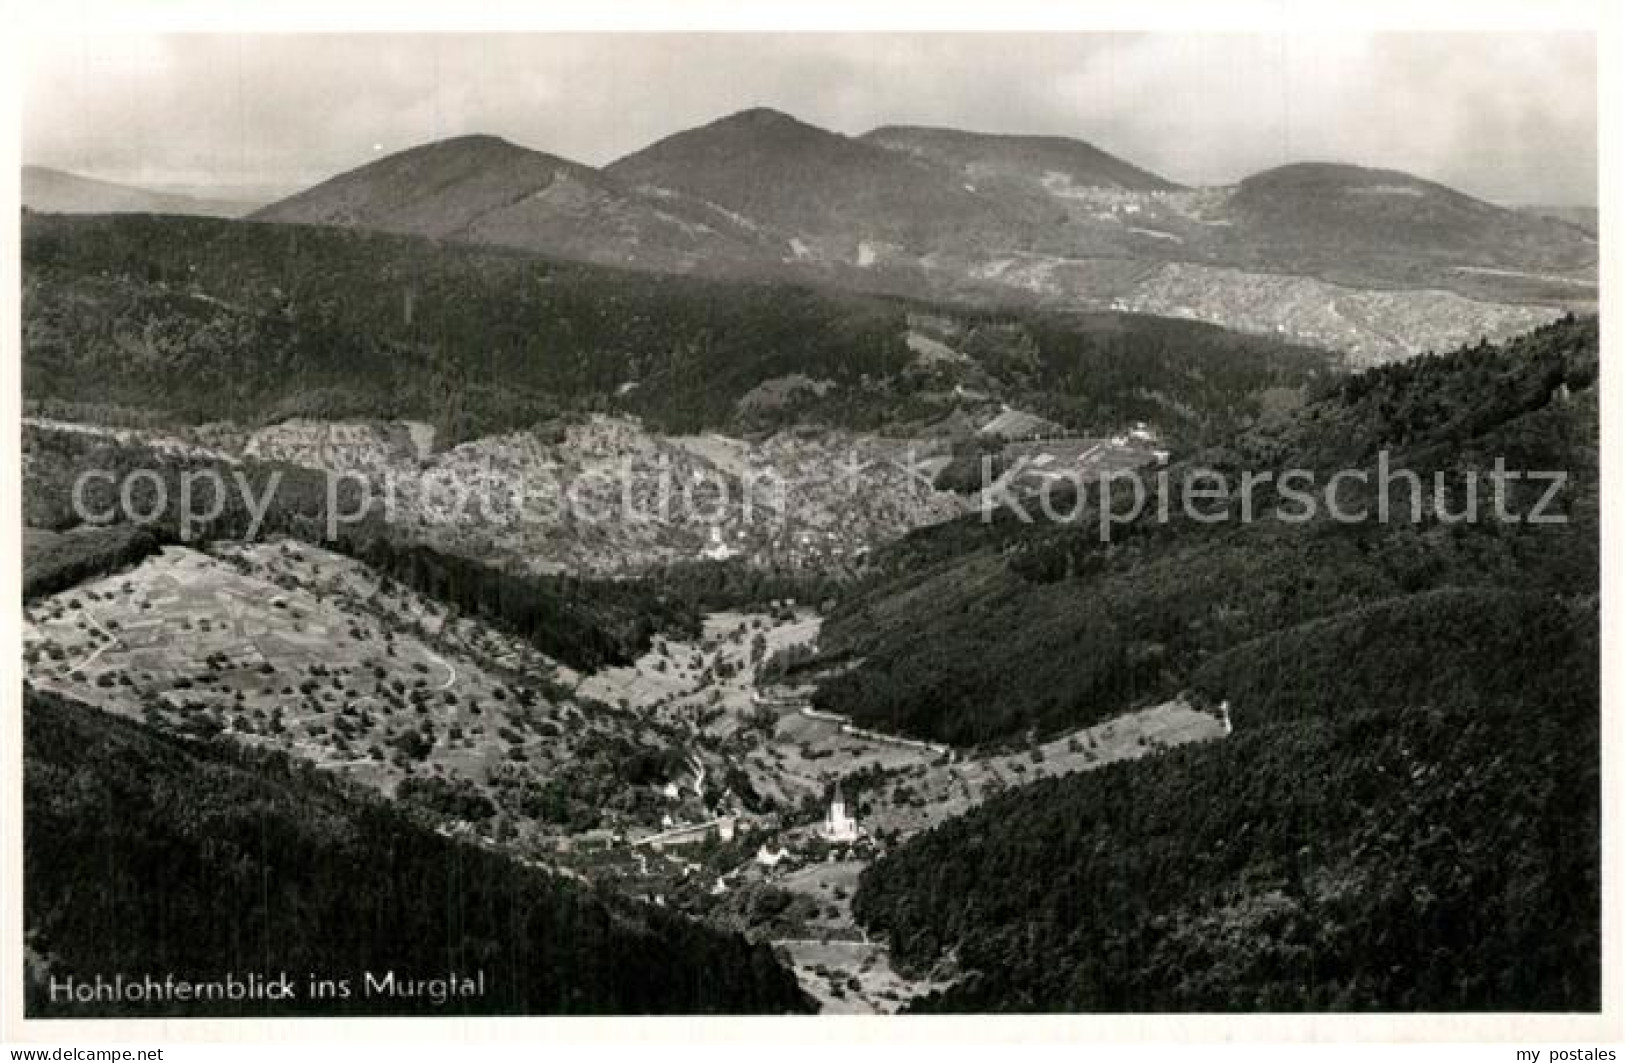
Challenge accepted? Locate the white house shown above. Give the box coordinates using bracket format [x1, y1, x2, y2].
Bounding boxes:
[701, 526, 738, 562]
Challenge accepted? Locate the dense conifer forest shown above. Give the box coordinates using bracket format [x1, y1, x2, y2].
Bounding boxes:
[24, 212, 1332, 442]
[813, 316, 1597, 746]
[854, 588, 1599, 1011]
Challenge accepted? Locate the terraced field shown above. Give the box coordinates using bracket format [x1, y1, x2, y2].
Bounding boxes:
[21, 542, 673, 843]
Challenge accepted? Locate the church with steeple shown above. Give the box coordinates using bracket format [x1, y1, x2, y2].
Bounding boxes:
[820, 784, 861, 843]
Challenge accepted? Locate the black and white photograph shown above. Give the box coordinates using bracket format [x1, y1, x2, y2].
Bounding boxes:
[2, 0, 1618, 1049]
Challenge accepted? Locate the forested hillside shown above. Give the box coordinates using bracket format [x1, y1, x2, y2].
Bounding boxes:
[854, 588, 1599, 1011]
[23, 689, 810, 1016]
[22, 523, 164, 600]
[812, 315, 1597, 746]
[23, 212, 1332, 443]
[22, 212, 904, 437]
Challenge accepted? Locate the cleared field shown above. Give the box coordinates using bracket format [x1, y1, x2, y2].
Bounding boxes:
[21, 541, 670, 842]
[862, 699, 1227, 842]
[574, 611, 940, 810]
[775, 938, 950, 1015]
[574, 609, 819, 727]
[1004, 436, 1158, 477]
[776, 858, 866, 932]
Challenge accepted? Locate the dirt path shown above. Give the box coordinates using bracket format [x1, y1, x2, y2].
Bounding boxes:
[65, 608, 121, 673]
[424, 648, 457, 690]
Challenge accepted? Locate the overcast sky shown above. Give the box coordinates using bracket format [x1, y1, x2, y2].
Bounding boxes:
[22, 32, 1597, 205]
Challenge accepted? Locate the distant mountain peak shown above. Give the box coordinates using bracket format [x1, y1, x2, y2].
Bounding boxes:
[612, 107, 850, 168]
[244, 111, 1595, 349]
[716, 106, 807, 127]
[248, 129, 778, 270]
[439, 132, 521, 147]
[1231, 160, 1490, 216]
[1240, 161, 1441, 192]
[1227, 159, 1596, 276]
[357, 133, 582, 172]
[23, 165, 262, 218]
[604, 107, 1016, 246]
[248, 133, 599, 238]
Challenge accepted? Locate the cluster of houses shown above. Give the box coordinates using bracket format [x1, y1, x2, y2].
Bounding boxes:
[620, 777, 870, 898]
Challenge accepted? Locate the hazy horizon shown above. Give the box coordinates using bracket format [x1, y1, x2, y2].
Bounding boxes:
[23, 33, 1598, 207]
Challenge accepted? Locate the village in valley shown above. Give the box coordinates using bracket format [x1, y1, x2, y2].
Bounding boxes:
[15, 31, 1604, 1024]
[20, 438, 1223, 1010]
[21, 296, 1205, 1011]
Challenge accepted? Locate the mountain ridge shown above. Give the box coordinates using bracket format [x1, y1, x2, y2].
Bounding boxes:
[226, 108, 1598, 362]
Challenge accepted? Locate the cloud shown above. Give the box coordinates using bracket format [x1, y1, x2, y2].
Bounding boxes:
[22, 32, 1596, 204]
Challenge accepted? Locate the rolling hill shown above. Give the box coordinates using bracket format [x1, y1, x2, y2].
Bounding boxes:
[1222, 162, 1598, 286]
[862, 124, 1181, 192]
[249, 134, 774, 272]
[23, 165, 259, 218]
[251, 134, 597, 237]
[1517, 203, 1598, 235]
